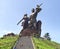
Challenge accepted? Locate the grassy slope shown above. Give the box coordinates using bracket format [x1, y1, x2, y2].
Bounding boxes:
[33, 37, 60, 49]
[0, 36, 18, 49]
[0, 36, 60, 49]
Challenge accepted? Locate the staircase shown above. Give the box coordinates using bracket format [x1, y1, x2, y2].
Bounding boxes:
[13, 36, 35, 49]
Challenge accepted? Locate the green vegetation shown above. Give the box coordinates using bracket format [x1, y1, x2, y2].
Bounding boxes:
[0, 36, 60, 49]
[0, 36, 18, 49]
[33, 37, 60, 49]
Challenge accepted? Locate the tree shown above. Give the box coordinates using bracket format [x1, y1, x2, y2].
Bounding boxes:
[44, 33, 51, 41]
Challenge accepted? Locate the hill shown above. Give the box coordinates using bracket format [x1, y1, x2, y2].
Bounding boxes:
[33, 37, 60, 49]
[0, 36, 18, 49]
[0, 36, 60, 49]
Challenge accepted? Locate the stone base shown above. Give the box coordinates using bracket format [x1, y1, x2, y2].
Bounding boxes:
[20, 28, 38, 36]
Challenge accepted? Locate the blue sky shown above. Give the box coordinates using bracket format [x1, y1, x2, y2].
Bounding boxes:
[0, 0, 60, 43]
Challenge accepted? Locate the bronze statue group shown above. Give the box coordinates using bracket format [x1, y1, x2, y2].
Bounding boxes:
[17, 4, 42, 37]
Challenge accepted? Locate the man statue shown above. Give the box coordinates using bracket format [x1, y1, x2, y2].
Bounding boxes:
[29, 4, 42, 29]
[17, 14, 30, 29]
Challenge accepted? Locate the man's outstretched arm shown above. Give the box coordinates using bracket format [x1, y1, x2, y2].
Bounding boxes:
[17, 18, 23, 25]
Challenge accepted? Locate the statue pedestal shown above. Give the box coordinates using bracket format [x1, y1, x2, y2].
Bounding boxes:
[20, 28, 38, 36]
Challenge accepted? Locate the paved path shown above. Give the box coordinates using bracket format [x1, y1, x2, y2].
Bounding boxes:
[13, 36, 34, 49]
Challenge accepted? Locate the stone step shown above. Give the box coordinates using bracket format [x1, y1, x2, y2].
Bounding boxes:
[13, 36, 34, 49]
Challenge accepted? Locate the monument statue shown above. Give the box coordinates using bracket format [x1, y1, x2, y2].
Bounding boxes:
[17, 4, 42, 37]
